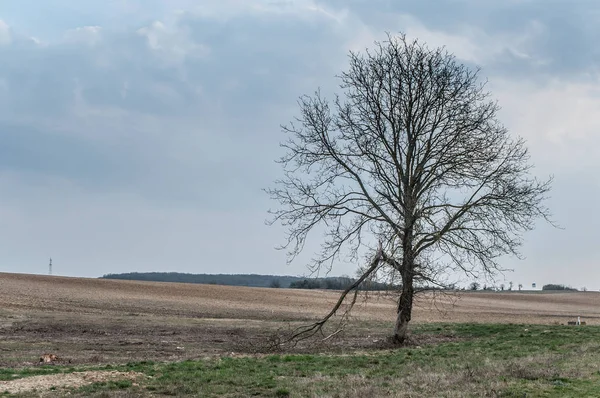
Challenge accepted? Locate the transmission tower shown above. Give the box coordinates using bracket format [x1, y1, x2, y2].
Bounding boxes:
[49, 258, 52, 276]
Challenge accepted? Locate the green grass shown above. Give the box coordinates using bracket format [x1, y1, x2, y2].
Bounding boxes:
[4, 323, 600, 397]
[0, 366, 78, 381]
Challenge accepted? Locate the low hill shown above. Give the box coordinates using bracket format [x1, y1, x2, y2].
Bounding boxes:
[100, 272, 392, 290]
[101, 272, 300, 288]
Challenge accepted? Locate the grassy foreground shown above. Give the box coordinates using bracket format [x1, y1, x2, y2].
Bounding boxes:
[3, 323, 600, 397]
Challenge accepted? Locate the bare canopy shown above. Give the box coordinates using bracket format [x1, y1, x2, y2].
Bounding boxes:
[267, 33, 552, 344]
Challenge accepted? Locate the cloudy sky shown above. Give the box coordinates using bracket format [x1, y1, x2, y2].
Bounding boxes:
[0, 1, 599, 289]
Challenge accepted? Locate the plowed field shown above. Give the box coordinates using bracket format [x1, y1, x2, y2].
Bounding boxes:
[1, 272, 598, 368]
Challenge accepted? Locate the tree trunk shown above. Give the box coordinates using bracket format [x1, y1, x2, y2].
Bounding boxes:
[393, 272, 414, 344]
[394, 218, 415, 344]
[391, 160, 417, 343]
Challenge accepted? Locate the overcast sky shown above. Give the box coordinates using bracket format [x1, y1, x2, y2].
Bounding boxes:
[0, 1, 599, 289]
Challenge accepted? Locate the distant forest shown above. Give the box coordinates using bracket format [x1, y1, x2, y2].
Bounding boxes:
[542, 284, 578, 291]
[100, 272, 393, 291]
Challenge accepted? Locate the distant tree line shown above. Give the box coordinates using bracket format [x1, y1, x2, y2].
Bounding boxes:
[101, 272, 301, 288]
[107, 272, 584, 293]
[466, 281, 579, 292]
[101, 272, 395, 291]
[289, 276, 394, 291]
[542, 284, 578, 291]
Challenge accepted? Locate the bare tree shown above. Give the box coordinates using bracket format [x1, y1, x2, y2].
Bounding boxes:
[267, 33, 552, 344]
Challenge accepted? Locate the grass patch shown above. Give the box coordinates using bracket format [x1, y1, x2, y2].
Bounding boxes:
[0, 366, 78, 381]
[6, 323, 600, 397]
[74, 379, 135, 395]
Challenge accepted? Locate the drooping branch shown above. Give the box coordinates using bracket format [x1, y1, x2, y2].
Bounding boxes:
[276, 246, 385, 346]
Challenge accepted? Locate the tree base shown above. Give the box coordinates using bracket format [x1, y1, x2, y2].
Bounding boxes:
[387, 334, 408, 346]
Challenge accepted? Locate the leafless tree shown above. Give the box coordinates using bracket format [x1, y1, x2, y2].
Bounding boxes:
[267, 33, 552, 344]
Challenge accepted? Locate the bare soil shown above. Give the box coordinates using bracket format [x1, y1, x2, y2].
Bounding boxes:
[1, 272, 599, 369]
[0, 371, 144, 395]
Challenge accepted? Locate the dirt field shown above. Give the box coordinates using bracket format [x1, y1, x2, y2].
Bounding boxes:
[1, 272, 599, 368]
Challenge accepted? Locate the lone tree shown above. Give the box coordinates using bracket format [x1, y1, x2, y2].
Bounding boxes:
[267, 34, 551, 344]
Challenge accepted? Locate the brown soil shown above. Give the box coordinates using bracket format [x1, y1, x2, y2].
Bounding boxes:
[1, 272, 599, 368]
[0, 371, 144, 395]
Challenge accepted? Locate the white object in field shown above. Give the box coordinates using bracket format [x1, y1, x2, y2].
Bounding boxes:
[577, 316, 581, 326]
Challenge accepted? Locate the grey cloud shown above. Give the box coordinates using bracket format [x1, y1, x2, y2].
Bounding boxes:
[0, 9, 347, 209]
[0, 123, 134, 188]
[322, 0, 600, 78]
[0, 20, 11, 45]
[0, 8, 347, 122]
[0, 30, 197, 120]
[0, 2, 599, 286]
